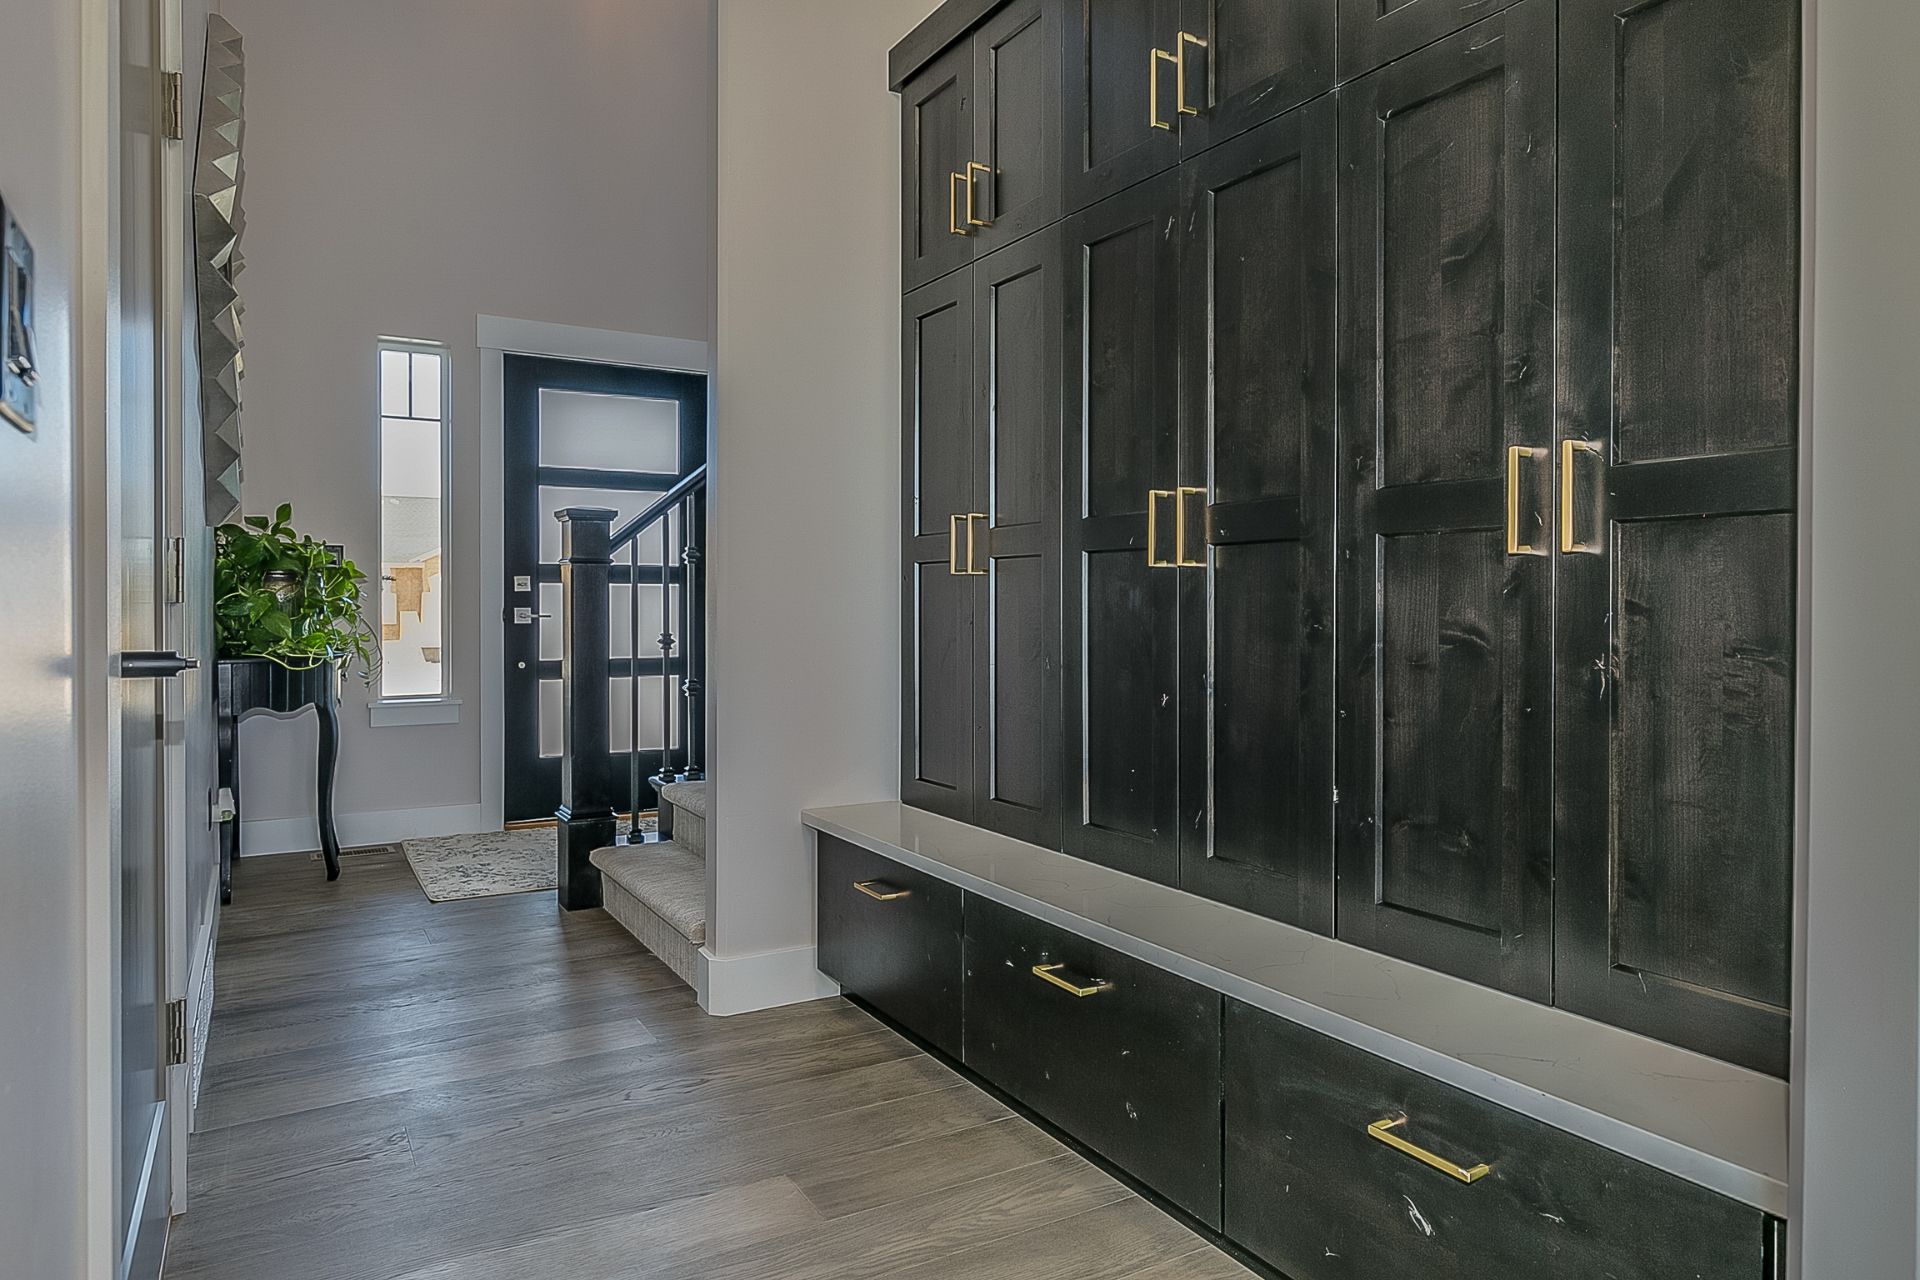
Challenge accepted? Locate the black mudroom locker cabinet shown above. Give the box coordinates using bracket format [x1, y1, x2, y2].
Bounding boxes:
[896, 0, 1800, 1077]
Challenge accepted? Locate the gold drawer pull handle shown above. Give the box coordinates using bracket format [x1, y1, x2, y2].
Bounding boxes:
[1175, 486, 1207, 567]
[966, 161, 993, 227]
[1147, 489, 1176, 568]
[1149, 48, 1178, 130]
[1560, 438, 1604, 555]
[1175, 31, 1208, 116]
[964, 512, 988, 575]
[1367, 1115, 1491, 1184]
[948, 171, 972, 237]
[1032, 963, 1113, 997]
[1505, 445, 1548, 557]
[852, 880, 910, 902]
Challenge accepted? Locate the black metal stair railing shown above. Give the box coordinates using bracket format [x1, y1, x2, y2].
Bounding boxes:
[552, 465, 707, 910]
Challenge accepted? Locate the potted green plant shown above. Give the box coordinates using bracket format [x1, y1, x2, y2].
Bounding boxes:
[214, 503, 380, 684]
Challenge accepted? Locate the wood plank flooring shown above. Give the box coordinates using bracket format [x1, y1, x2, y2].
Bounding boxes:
[166, 850, 1252, 1280]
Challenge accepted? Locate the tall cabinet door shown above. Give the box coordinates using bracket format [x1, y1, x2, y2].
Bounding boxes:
[902, 42, 977, 292]
[1177, 100, 1337, 932]
[1063, 173, 1182, 884]
[1335, 1, 1558, 999]
[971, 230, 1065, 848]
[902, 272, 978, 822]
[1176, 0, 1335, 154]
[1554, 0, 1801, 1077]
[969, 0, 1061, 257]
[1061, 0, 1184, 213]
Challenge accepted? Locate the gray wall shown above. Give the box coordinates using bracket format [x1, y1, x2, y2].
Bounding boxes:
[1797, 0, 1920, 1272]
[705, 0, 937, 1000]
[221, 0, 715, 845]
[0, 0, 91, 1271]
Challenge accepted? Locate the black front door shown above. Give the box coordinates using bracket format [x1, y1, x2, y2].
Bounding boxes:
[502, 355, 706, 823]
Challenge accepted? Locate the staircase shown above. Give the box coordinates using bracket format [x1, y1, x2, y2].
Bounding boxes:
[590, 780, 706, 988]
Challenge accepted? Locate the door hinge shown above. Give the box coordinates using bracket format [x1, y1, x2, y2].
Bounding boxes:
[165, 536, 186, 604]
[161, 71, 185, 140]
[166, 998, 189, 1067]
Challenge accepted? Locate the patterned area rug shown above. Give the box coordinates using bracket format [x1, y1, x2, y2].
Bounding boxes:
[403, 820, 655, 903]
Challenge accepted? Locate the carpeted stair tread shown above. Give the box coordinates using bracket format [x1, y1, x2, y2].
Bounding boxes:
[590, 841, 706, 946]
[658, 779, 707, 820]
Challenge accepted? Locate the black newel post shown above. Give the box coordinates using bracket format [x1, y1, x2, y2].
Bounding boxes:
[556, 507, 618, 911]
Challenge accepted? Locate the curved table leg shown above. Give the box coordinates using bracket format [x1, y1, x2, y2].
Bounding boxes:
[315, 682, 342, 881]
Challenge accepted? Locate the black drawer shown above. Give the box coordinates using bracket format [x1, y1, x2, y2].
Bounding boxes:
[1223, 1000, 1771, 1279]
[963, 895, 1222, 1226]
[815, 835, 963, 1058]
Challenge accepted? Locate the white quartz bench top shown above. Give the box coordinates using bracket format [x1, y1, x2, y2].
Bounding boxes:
[802, 800, 1790, 1217]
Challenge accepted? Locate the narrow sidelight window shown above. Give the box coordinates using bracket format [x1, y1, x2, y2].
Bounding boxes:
[377, 338, 450, 699]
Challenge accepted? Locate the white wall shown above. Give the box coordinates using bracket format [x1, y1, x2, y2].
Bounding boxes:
[223, 0, 715, 848]
[0, 0, 92, 1272]
[1796, 0, 1920, 1272]
[704, 0, 936, 1012]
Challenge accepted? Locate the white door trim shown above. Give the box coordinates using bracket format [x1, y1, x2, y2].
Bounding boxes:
[474, 317, 711, 832]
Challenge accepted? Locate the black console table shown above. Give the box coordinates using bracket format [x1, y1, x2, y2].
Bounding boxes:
[216, 657, 342, 902]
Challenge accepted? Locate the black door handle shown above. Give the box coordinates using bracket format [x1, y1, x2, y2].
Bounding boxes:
[117, 651, 200, 679]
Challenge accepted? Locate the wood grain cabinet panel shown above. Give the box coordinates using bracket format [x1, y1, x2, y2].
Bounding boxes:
[971, 230, 1065, 847]
[1061, 0, 1184, 211]
[1552, 0, 1801, 1076]
[1222, 1001, 1771, 1280]
[969, 0, 1061, 256]
[963, 894, 1223, 1226]
[1176, 98, 1338, 931]
[902, 42, 978, 292]
[1338, 0, 1529, 82]
[1177, 0, 1335, 154]
[1062, 174, 1183, 884]
[816, 836, 964, 1058]
[902, 272, 978, 823]
[1335, 0, 1557, 999]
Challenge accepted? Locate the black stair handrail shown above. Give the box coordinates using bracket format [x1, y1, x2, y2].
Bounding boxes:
[612, 464, 707, 549]
[553, 466, 708, 910]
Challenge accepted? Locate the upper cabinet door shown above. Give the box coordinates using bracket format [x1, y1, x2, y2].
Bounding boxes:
[902, 42, 977, 293]
[1177, 0, 1335, 154]
[1177, 98, 1337, 932]
[901, 272, 978, 822]
[1338, 0, 1527, 82]
[1335, 0, 1557, 1001]
[1062, 173, 1183, 885]
[1553, 0, 1801, 1078]
[1061, 0, 1184, 213]
[969, 0, 1062, 256]
[971, 230, 1065, 849]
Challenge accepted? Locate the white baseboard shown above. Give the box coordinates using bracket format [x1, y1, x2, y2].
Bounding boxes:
[239, 802, 491, 856]
[697, 944, 841, 1017]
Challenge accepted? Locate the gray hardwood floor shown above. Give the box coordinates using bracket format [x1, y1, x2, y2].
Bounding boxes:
[166, 849, 1252, 1280]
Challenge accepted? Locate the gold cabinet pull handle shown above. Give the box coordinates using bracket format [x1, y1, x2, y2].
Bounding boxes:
[1149, 48, 1178, 130]
[949, 514, 967, 575]
[1175, 486, 1207, 567]
[966, 513, 989, 575]
[965, 161, 993, 227]
[853, 879, 911, 902]
[1560, 439, 1604, 555]
[1032, 963, 1113, 997]
[948, 171, 972, 236]
[1175, 31, 1208, 115]
[1367, 1115, 1491, 1184]
[1505, 446, 1548, 557]
[1146, 490, 1176, 568]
